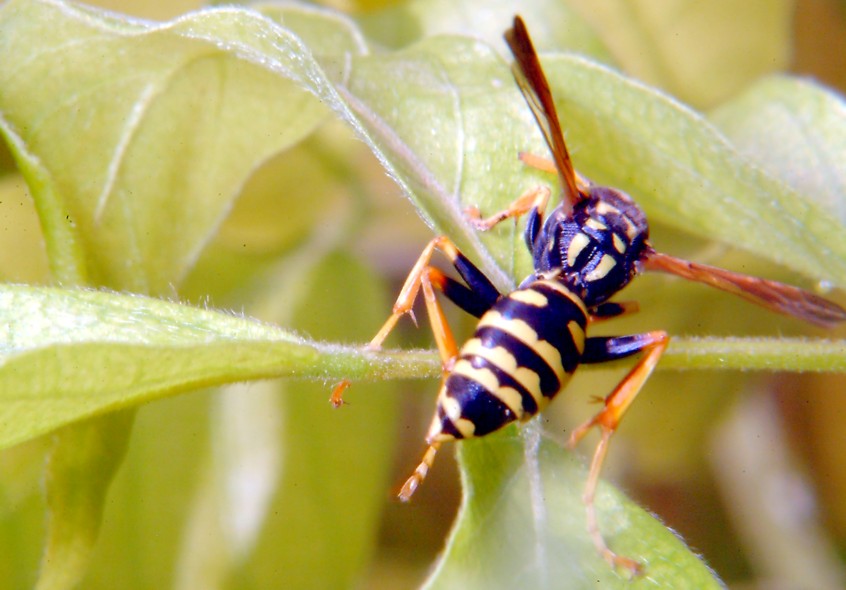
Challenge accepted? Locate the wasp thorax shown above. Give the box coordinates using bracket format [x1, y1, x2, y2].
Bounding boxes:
[528, 185, 650, 307]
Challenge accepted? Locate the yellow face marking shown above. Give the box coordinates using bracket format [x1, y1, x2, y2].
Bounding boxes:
[509, 289, 548, 307]
[567, 232, 591, 267]
[585, 218, 607, 231]
[585, 254, 617, 282]
[612, 233, 626, 254]
[595, 201, 621, 217]
[595, 200, 641, 240]
[477, 312, 565, 380]
[568, 320, 586, 354]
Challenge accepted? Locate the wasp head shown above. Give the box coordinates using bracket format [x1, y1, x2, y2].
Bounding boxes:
[526, 185, 650, 307]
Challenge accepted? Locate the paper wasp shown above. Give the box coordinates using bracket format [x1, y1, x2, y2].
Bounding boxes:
[333, 15, 846, 573]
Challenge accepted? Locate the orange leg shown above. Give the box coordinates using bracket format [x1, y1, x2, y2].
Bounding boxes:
[398, 441, 442, 501]
[366, 236, 460, 357]
[567, 330, 669, 574]
[387, 257, 462, 500]
[466, 185, 550, 231]
[330, 236, 464, 407]
[519, 152, 590, 191]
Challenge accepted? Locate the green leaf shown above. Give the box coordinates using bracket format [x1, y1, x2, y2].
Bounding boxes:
[661, 337, 846, 372]
[1, 280, 840, 453]
[82, 252, 400, 589]
[1, 2, 843, 587]
[0, 175, 48, 282]
[359, 0, 613, 64]
[0, 0, 358, 293]
[0, 284, 437, 451]
[344, 35, 529, 286]
[710, 75, 846, 224]
[0, 5, 371, 584]
[425, 425, 724, 589]
[536, 55, 846, 289]
[243, 252, 400, 588]
[564, 0, 793, 107]
[0, 279, 840, 446]
[343, 36, 846, 287]
[37, 413, 133, 590]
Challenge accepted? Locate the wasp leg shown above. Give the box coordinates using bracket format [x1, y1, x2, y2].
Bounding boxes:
[367, 235, 499, 353]
[331, 236, 500, 408]
[329, 379, 353, 408]
[581, 332, 659, 364]
[518, 152, 590, 191]
[466, 185, 550, 231]
[331, 265, 458, 408]
[392, 242, 503, 500]
[568, 330, 669, 574]
[588, 301, 639, 322]
[398, 440, 442, 501]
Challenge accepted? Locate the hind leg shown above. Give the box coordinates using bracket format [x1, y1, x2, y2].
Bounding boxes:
[569, 331, 669, 574]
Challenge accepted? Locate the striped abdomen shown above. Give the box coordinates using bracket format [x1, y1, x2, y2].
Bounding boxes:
[427, 279, 587, 443]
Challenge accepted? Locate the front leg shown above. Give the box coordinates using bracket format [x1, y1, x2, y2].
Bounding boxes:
[330, 235, 501, 406]
[466, 185, 550, 231]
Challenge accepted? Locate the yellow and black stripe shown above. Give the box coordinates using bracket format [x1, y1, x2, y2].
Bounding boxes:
[428, 280, 587, 443]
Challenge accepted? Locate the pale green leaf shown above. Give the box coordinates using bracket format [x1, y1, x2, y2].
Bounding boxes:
[343, 37, 846, 288]
[0, 0, 359, 292]
[1, 280, 841, 454]
[81, 252, 400, 589]
[564, 0, 793, 107]
[710, 75, 846, 223]
[0, 284, 437, 451]
[87, 394, 210, 590]
[0, 5, 374, 583]
[0, 175, 48, 282]
[1, 2, 844, 587]
[243, 252, 400, 588]
[343, 35, 529, 287]
[359, 0, 613, 64]
[37, 413, 133, 590]
[661, 337, 846, 372]
[537, 55, 846, 288]
[425, 426, 724, 589]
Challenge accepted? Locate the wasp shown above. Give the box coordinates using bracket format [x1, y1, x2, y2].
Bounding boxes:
[333, 15, 846, 573]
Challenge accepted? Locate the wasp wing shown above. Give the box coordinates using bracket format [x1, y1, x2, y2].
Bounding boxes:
[644, 251, 846, 327]
[505, 16, 582, 209]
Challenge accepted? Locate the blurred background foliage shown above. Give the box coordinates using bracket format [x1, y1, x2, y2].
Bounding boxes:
[0, 0, 845, 588]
